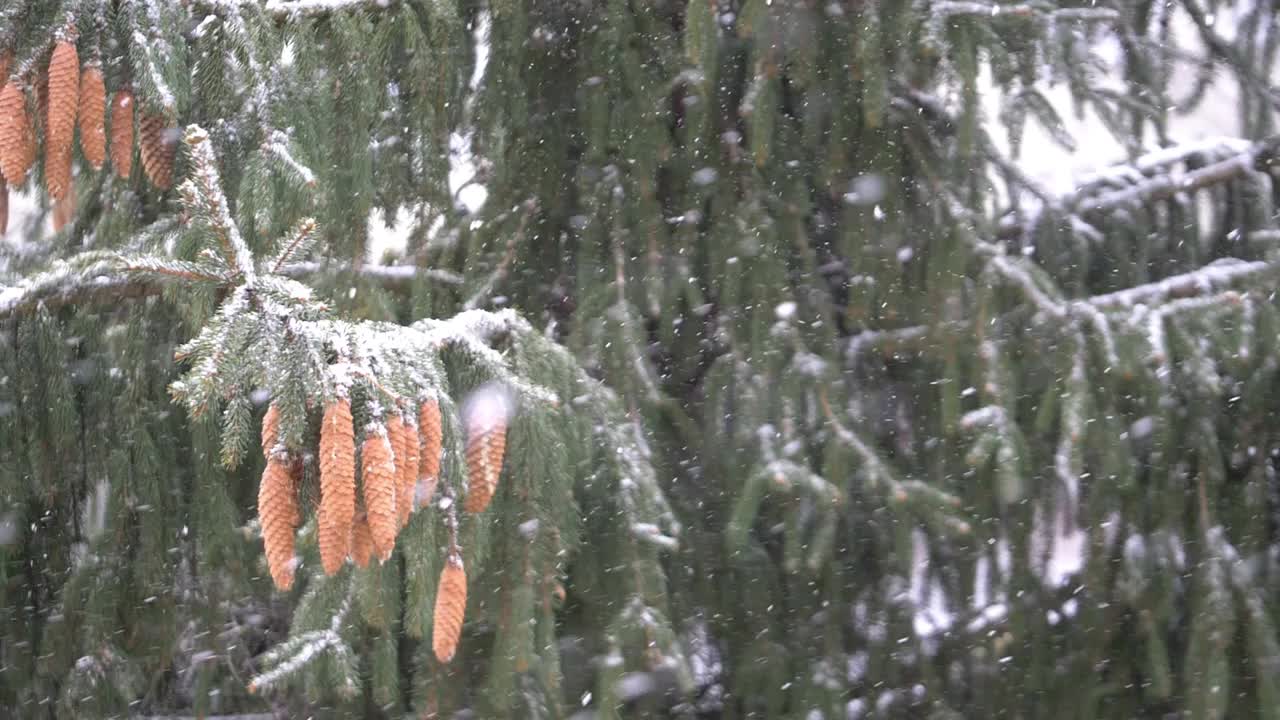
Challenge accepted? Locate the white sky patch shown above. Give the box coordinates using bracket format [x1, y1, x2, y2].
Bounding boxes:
[447, 10, 492, 215]
[368, 10, 490, 259]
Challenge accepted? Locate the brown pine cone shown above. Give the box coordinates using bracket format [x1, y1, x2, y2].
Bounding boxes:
[258, 455, 300, 591]
[432, 553, 467, 663]
[388, 413, 420, 528]
[463, 417, 506, 514]
[138, 111, 175, 190]
[350, 512, 374, 569]
[318, 399, 356, 575]
[417, 399, 442, 509]
[51, 182, 75, 231]
[45, 41, 78, 200]
[109, 89, 133, 178]
[77, 66, 106, 169]
[361, 429, 398, 562]
[261, 403, 281, 458]
[0, 81, 35, 182]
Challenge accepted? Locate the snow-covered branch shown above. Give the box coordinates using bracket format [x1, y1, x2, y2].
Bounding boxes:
[0, 260, 460, 319]
[1081, 136, 1279, 212]
[930, 2, 1119, 23]
[277, 261, 463, 289]
[182, 126, 257, 280]
[247, 584, 354, 694]
[264, 0, 399, 17]
[1083, 259, 1272, 310]
[195, 0, 402, 18]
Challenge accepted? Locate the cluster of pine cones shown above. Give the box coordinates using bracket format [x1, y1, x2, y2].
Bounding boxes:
[257, 396, 508, 664]
[0, 38, 176, 234]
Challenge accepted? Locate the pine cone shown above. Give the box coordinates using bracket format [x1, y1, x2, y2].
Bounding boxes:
[138, 112, 175, 190]
[350, 511, 373, 568]
[45, 41, 78, 200]
[77, 66, 106, 169]
[258, 455, 300, 591]
[361, 429, 398, 562]
[418, 399, 442, 509]
[387, 413, 407, 507]
[432, 554, 467, 663]
[319, 399, 356, 575]
[463, 417, 506, 514]
[389, 413, 420, 528]
[52, 183, 75, 231]
[0, 81, 35, 182]
[261, 403, 281, 458]
[109, 89, 133, 178]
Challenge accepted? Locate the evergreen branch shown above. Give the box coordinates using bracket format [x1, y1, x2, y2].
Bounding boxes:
[0, 273, 164, 319]
[131, 28, 177, 112]
[463, 199, 537, 310]
[1081, 136, 1280, 212]
[181, 126, 257, 281]
[277, 261, 463, 289]
[843, 258, 1268, 369]
[263, 130, 316, 187]
[247, 584, 354, 694]
[120, 257, 231, 284]
[1179, 0, 1280, 111]
[931, 2, 1119, 23]
[817, 389, 899, 492]
[0, 260, 460, 319]
[1083, 259, 1273, 310]
[269, 217, 319, 273]
[263, 0, 402, 18]
[996, 135, 1276, 239]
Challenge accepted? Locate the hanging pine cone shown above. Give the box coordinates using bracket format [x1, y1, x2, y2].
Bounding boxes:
[261, 403, 281, 458]
[138, 112, 175, 190]
[0, 81, 35, 182]
[52, 183, 75, 231]
[432, 553, 467, 663]
[258, 455, 299, 591]
[350, 511, 373, 569]
[387, 413, 408, 508]
[389, 413, 419, 528]
[109, 89, 133, 178]
[45, 40, 79, 200]
[319, 399, 356, 576]
[361, 429, 398, 562]
[418, 399, 442, 509]
[77, 65, 105, 169]
[463, 414, 507, 514]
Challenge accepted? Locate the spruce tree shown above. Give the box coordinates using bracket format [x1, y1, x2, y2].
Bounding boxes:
[2, 1, 1280, 718]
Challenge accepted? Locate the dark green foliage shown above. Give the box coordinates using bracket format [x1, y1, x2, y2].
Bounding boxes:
[4, 0, 1280, 718]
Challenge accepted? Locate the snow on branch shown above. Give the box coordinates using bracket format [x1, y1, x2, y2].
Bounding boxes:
[263, 130, 316, 187]
[0, 256, 460, 321]
[1080, 136, 1280, 212]
[247, 584, 355, 694]
[277, 261, 463, 288]
[1083, 259, 1273, 310]
[930, 2, 1119, 23]
[263, 0, 400, 18]
[182, 126, 257, 280]
[198, 0, 402, 19]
